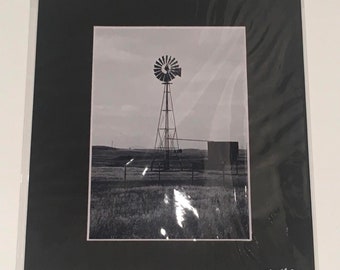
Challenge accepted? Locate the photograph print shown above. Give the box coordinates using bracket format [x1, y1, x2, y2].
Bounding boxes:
[88, 27, 251, 240]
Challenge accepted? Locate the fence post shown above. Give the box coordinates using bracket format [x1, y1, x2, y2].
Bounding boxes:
[124, 165, 127, 181]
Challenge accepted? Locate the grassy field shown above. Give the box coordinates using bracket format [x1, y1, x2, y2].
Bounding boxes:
[90, 183, 249, 239]
[91, 146, 208, 168]
[92, 165, 244, 180]
[89, 146, 249, 239]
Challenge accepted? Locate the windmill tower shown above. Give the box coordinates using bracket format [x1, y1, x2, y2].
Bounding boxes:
[153, 55, 182, 170]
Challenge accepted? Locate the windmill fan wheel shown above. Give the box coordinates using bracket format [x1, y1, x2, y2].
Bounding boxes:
[153, 55, 182, 82]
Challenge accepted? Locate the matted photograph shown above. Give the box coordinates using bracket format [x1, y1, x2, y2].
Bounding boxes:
[88, 27, 251, 240]
[23, 1, 316, 268]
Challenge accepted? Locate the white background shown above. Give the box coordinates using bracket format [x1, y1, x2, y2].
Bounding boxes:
[0, 0, 339, 269]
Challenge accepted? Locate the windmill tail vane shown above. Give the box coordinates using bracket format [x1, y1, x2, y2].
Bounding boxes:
[172, 68, 181, 77]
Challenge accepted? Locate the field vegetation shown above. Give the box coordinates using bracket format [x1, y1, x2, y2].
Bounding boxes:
[89, 146, 249, 239]
[90, 183, 249, 239]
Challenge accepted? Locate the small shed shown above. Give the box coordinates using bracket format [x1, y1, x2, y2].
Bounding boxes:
[206, 141, 239, 170]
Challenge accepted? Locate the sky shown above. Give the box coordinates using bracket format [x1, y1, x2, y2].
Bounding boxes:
[91, 27, 249, 149]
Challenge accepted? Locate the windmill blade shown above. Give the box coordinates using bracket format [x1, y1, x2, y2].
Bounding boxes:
[161, 56, 166, 64]
[154, 63, 162, 68]
[159, 57, 165, 65]
[156, 59, 163, 66]
[154, 66, 162, 73]
[160, 73, 166, 81]
[165, 55, 169, 63]
[154, 71, 163, 78]
[154, 68, 163, 75]
[153, 67, 162, 72]
[169, 57, 176, 65]
[156, 69, 163, 76]
[156, 72, 163, 80]
[154, 70, 163, 77]
[169, 72, 175, 80]
[168, 56, 173, 64]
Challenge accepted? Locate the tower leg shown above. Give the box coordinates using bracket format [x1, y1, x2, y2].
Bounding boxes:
[153, 82, 181, 171]
[164, 83, 169, 170]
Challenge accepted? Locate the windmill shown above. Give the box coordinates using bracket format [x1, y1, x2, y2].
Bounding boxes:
[153, 55, 182, 170]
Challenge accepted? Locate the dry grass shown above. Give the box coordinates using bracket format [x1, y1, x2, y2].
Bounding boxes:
[90, 184, 249, 239]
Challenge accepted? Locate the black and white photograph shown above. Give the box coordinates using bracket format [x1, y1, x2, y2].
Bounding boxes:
[88, 27, 251, 240]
